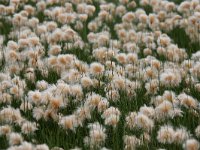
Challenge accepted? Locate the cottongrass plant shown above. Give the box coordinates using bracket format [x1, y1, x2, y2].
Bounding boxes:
[0, 0, 200, 149]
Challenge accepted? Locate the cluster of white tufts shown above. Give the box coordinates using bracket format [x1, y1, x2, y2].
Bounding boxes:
[0, 0, 200, 149]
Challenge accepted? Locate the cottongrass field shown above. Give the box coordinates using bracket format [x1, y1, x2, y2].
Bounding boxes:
[0, 0, 200, 149]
